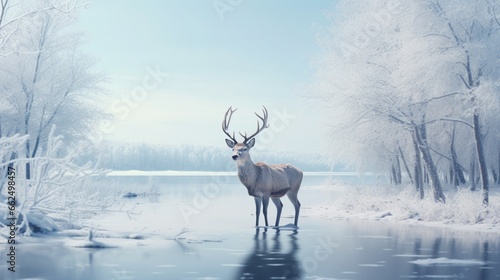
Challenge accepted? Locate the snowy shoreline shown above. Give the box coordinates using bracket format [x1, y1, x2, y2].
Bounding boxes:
[307, 184, 500, 237]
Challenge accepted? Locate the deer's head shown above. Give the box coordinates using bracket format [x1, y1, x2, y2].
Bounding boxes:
[222, 106, 269, 162]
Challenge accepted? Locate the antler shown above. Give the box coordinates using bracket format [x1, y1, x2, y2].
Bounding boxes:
[240, 106, 269, 144]
[222, 107, 238, 144]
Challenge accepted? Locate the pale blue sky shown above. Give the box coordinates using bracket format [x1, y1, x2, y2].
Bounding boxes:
[76, 1, 336, 153]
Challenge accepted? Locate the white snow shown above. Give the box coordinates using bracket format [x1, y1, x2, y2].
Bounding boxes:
[409, 257, 487, 266]
[305, 184, 500, 235]
[394, 254, 433, 258]
[65, 238, 116, 248]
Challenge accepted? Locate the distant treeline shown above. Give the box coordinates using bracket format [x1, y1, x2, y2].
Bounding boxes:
[87, 141, 332, 171]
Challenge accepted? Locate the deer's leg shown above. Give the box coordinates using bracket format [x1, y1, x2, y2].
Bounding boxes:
[287, 193, 301, 227]
[262, 196, 270, 227]
[254, 197, 261, 227]
[272, 197, 283, 226]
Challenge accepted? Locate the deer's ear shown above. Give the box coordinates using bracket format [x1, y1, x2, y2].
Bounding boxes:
[225, 139, 235, 148]
[246, 138, 255, 148]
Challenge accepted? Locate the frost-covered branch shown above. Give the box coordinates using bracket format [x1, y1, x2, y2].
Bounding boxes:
[0, 0, 90, 55]
[0, 134, 27, 197]
[0, 127, 108, 235]
[421, 118, 474, 129]
[407, 92, 463, 107]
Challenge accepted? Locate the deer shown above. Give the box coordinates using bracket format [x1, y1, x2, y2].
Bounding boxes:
[222, 106, 303, 228]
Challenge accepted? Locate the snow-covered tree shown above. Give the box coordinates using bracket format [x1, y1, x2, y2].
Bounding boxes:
[418, 0, 500, 204]
[314, 0, 500, 204]
[0, 1, 111, 234]
[0, 0, 86, 55]
[0, 1, 107, 179]
[0, 126, 107, 235]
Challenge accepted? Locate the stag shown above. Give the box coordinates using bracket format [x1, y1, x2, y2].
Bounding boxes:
[222, 106, 303, 228]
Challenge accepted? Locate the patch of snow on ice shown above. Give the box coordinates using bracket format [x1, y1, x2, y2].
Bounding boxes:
[156, 264, 177, 268]
[65, 238, 117, 248]
[359, 235, 392, 239]
[66, 229, 117, 248]
[409, 257, 487, 266]
[421, 275, 464, 279]
[305, 276, 342, 280]
[393, 254, 433, 258]
[358, 263, 385, 267]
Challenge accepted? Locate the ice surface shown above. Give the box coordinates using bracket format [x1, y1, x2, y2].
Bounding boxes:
[255, 223, 299, 231]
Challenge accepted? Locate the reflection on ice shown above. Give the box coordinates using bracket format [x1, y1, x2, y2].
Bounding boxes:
[235, 228, 302, 279]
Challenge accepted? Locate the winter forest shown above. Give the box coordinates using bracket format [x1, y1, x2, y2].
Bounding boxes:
[314, 0, 500, 205]
[1, 0, 500, 279]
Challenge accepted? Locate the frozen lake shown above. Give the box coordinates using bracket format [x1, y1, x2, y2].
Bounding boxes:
[2, 174, 499, 280]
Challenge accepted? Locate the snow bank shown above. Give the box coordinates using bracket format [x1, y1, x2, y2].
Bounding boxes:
[308, 184, 500, 234]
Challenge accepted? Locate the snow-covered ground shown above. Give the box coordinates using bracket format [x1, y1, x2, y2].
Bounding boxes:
[306, 183, 500, 235]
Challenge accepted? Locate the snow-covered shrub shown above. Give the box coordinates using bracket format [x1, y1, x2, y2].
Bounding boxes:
[334, 184, 499, 225]
[0, 127, 108, 236]
[0, 134, 28, 199]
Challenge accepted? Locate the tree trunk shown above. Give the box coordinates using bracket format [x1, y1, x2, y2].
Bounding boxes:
[399, 146, 414, 185]
[470, 158, 477, 191]
[391, 165, 397, 185]
[450, 125, 466, 187]
[395, 156, 402, 184]
[473, 112, 489, 205]
[414, 124, 446, 203]
[491, 167, 498, 187]
[25, 140, 31, 180]
[412, 132, 424, 199]
[497, 149, 500, 185]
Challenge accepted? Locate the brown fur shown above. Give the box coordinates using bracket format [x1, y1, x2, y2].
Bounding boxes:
[222, 106, 302, 227]
[231, 143, 303, 227]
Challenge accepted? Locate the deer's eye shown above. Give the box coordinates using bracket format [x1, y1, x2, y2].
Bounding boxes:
[243, 148, 247, 151]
